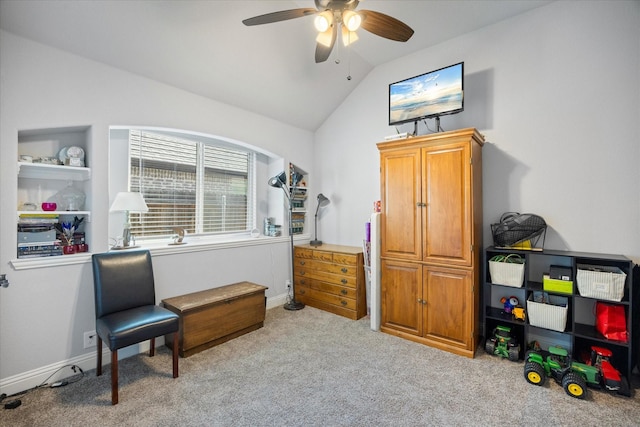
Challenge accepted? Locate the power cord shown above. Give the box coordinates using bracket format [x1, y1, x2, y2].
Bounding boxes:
[1, 364, 84, 410]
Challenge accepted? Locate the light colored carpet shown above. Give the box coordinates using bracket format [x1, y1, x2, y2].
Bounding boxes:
[1, 306, 639, 426]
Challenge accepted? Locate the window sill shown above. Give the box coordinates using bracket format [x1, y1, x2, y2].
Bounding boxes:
[137, 232, 311, 257]
[10, 233, 311, 270]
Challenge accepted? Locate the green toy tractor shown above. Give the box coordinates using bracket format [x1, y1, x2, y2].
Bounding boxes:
[485, 325, 520, 361]
[524, 345, 600, 399]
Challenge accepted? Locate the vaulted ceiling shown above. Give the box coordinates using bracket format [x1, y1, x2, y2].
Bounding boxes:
[0, 0, 551, 131]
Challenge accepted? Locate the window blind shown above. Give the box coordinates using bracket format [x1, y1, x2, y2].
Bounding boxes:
[128, 130, 253, 238]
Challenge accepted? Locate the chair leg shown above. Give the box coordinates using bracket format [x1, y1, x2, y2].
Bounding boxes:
[97, 336, 103, 376]
[172, 331, 179, 378]
[111, 350, 118, 405]
[149, 337, 155, 357]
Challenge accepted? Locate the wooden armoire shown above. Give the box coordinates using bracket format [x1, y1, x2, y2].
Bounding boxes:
[377, 128, 484, 358]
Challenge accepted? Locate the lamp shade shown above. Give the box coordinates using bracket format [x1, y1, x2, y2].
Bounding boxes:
[110, 192, 149, 213]
[317, 193, 330, 208]
[268, 172, 287, 188]
[314, 11, 333, 32]
[342, 10, 361, 31]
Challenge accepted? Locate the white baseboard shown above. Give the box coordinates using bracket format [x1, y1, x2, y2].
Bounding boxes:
[0, 295, 286, 397]
[0, 349, 109, 397]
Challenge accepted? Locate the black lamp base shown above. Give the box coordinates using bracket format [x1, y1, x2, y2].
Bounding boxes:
[283, 300, 305, 311]
[310, 239, 323, 247]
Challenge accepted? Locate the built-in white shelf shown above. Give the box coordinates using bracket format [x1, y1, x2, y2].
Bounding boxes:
[17, 162, 91, 181]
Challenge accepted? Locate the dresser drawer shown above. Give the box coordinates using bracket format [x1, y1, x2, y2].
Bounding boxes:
[333, 253, 358, 265]
[294, 247, 357, 265]
[296, 282, 356, 310]
[295, 268, 358, 288]
[295, 258, 359, 276]
[294, 276, 357, 299]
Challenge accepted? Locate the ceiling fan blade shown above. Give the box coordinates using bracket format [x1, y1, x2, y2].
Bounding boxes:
[358, 10, 414, 42]
[242, 8, 317, 26]
[315, 25, 337, 63]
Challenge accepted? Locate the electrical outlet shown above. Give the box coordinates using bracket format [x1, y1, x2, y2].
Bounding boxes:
[83, 331, 97, 349]
[285, 279, 291, 290]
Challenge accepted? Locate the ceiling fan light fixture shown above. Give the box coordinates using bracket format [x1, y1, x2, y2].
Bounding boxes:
[314, 11, 333, 32]
[242, 1, 414, 64]
[342, 10, 361, 32]
[341, 26, 359, 46]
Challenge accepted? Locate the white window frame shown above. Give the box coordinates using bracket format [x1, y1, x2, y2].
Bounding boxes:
[128, 129, 256, 240]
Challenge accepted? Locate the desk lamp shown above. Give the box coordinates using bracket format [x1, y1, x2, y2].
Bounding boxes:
[310, 193, 330, 246]
[110, 192, 149, 249]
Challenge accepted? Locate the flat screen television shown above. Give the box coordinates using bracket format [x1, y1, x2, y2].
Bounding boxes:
[389, 62, 464, 127]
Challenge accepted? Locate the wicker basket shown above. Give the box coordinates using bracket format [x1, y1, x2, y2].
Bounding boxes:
[489, 254, 525, 287]
[576, 264, 626, 302]
[527, 294, 568, 332]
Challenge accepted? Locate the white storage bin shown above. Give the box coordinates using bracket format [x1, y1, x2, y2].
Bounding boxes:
[527, 294, 568, 332]
[576, 264, 626, 302]
[489, 254, 525, 287]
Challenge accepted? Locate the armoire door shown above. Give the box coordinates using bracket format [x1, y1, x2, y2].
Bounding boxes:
[380, 148, 422, 261]
[421, 141, 472, 266]
[423, 265, 474, 351]
[380, 258, 422, 336]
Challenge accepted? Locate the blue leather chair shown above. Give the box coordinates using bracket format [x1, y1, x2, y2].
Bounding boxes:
[92, 250, 179, 405]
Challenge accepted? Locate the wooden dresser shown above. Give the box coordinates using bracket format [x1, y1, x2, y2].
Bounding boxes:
[294, 244, 366, 320]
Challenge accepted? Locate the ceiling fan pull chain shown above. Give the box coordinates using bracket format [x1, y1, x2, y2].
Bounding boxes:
[335, 23, 341, 65]
[347, 29, 352, 81]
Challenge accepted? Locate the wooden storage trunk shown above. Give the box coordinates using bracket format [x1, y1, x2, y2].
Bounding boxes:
[162, 281, 268, 357]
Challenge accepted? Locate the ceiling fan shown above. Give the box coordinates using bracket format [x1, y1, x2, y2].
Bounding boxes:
[242, 0, 414, 63]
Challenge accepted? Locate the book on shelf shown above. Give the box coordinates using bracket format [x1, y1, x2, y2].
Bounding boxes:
[17, 240, 63, 258]
[18, 213, 59, 226]
[17, 223, 57, 232]
[18, 213, 59, 219]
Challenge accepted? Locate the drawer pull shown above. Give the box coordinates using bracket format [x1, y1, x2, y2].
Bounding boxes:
[341, 267, 348, 273]
[299, 289, 306, 295]
[341, 279, 347, 284]
[340, 289, 348, 295]
[300, 280, 306, 285]
[300, 271, 305, 276]
[299, 261, 305, 265]
[340, 300, 347, 306]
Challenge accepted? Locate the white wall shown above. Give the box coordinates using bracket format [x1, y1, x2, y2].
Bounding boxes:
[0, 30, 314, 394]
[314, 1, 640, 264]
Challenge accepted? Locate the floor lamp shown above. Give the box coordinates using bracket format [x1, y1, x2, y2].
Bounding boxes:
[268, 171, 305, 311]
